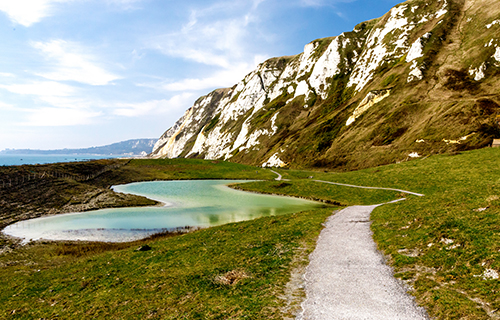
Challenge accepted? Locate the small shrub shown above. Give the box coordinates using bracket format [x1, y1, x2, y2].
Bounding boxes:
[382, 74, 398, 87]
[371, 126, 408, 146]
[443, 69, 480, 93]
[203, 113, 221, 134]
[213, 270, 250, 286]
[272, 182, 292, 189]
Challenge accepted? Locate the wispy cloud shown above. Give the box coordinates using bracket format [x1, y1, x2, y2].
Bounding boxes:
[0, 78, 187, 126]
[145, 0, 272, 97]
[298, 0, 356, 7]
[31, 40, 121, 86]
[142, 58, 266, 92]
[22, 107, 102, 126]
[0, 80, 101, 126]
[152, 20, 244, 68]
[105, 0, 143, 10]
[0, 101, 15, 110]
[113, 93, 195, 117]
[0, 0, 71, 27]
[0, 81, 76, 97]
[150, 1, 269, 69]
[0, 0, 145, 26]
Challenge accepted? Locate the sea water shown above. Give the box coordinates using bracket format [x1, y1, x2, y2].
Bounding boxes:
[3, 180, 322, 243]
[0, 154, 115, 166]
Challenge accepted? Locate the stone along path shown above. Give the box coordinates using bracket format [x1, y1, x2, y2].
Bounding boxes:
[265, 171, 429, 319]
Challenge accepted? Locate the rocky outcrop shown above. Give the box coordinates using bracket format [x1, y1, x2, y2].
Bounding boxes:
[152, 0, 500, 170]
[346, 89, 391, 126]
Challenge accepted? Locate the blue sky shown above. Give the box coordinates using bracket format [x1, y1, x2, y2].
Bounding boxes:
[0, 0, 402, 150]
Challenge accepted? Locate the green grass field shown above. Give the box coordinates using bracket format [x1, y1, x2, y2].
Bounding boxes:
[231, 179, 402, 206]
[1, 148, 500, 319]
[0, 209, 334, 319]
[268, 148, 500, 319]
[92, 158, 277, 187]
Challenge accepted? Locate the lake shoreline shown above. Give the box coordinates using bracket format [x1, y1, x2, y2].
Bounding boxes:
[0, 158, 279, 252]
[3, 180, 320, 244]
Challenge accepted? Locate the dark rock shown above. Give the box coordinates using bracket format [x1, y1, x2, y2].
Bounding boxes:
[136, 245, 151, 251]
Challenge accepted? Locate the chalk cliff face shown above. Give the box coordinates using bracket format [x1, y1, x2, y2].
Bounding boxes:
[152, 0, 500, 170]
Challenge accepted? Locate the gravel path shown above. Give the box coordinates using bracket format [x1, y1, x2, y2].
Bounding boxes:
[265, 171, 428, 318]
[298, 202, 429, 320]
[314, 180, 425, 197]
[270, 170, 283, 181]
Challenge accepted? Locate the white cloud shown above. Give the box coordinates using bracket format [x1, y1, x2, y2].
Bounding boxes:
[146, 0, 271, 98]
[0, 101, 15, 110]
[0, 0, 70, 27]
[0, 81, 76, 97]
[148, 62, 259, 92]
[150, 1, 268, 69]
[37, 95, 91, 110]
[152, 20, 244, 68]
[0, 80, 102, 126]
[0, 0, 143, 26]
[32, 40, 121, 86]
[113, 93, 195, 117]
[21, 107, 101, 126]
[105, 0, 143, 10]
[298, 0, 356, 7]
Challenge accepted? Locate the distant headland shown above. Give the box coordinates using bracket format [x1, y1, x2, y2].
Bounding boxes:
[1, 139, 157, 156]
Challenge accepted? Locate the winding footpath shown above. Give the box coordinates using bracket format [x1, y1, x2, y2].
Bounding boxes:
[313, 179, 425, 197]
[270, 169, 284, 181]
[268, 171, 429, 319]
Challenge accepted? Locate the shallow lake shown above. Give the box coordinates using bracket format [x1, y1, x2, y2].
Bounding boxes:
[3, 180, 322, 243]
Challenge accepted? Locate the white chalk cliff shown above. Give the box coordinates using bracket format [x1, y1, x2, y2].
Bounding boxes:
[152, 0, 500, 170]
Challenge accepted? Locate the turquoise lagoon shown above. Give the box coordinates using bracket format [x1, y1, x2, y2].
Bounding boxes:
[3, 180, 321, 242]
